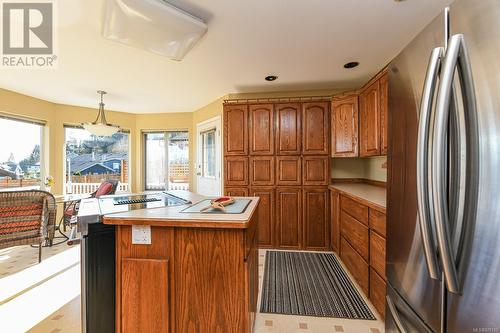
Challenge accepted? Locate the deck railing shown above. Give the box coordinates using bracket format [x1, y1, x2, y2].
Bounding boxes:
[68, 182, 130, 194]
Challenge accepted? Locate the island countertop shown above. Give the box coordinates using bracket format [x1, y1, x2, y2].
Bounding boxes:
[101, 190, 260, 229]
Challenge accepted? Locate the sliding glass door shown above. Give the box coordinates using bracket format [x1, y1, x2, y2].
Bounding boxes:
[144, 131, 189, 191]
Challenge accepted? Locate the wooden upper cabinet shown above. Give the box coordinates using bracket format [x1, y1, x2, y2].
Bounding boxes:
[224, 156, 248, 186]
[276, 187, 302, 249]
[303, 187, 329, 250]
[331, 94, 359, 157]
[359, 80, 381, 157]
[302, 102, 329, 155]
[249, 104, 274, 155]
[224, 104, 248, 156]
[249, 156, 275, 186]
[276, 156, 301, 186]
[276, 103, 301, 155]
[379, 72, 388, 155]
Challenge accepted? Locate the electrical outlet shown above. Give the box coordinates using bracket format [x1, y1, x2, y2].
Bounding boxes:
[131, 225, 151, 245]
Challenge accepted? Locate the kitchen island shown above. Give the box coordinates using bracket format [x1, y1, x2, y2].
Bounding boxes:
[103, 191, 260, 333]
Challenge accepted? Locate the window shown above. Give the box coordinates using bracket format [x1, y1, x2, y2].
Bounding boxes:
[0, 115, 44, 190]
[144, 131, 189, 191]
[201, 129, 216, 178]
[64, 126, 130, 194]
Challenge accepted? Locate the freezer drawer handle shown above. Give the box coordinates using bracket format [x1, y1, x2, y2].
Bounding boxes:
[386, 295, 408, 333]
[417, 46, 443, 280]
[432, 33, 480, 294]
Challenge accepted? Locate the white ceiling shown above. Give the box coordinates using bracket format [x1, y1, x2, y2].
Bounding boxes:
[0, 0, 453, 113]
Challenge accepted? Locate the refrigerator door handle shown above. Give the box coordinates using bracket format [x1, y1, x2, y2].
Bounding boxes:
[386, 295, 409, 333]
[432, 33, 479, 294]
[417, 46, 443, 280]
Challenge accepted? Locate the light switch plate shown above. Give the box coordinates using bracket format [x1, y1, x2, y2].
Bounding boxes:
[131, 225, 151, 245]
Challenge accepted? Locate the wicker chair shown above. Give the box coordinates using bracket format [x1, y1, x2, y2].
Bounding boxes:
[0, 190, 57, 262]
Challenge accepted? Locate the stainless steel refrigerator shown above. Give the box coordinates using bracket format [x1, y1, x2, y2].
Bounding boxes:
[386, 0, 500, 332]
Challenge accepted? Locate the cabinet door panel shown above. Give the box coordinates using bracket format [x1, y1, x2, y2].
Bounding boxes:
[249, 156, 275, 186]
[250, 187, 275, 248]
[302, 156, 329, 186]
[330, 189, 340, 253]
[249, 104, 274, 155]
[369, 208, 386, 237]
[224, 187, 249, 197]
[341, 211, 369, 261]
[276, 187, 302, 249]
[380, 73, 388, 155]
[302, 102, 329, 155]
[276, 156, 301, 186]
[224, 156, 248, 186]
[340, 237, 369, 295]
[359, 80, 381, 157]
[370, 267, 387, 318]
[122, 258, 170, 333]
[224, 104, 248, 155]
[303, 187, 329, 250]
[370, 230, 386, 278]
[331, 95, 359, 157]
[340, 195, 369, 225]
[276, 103, 301, 155]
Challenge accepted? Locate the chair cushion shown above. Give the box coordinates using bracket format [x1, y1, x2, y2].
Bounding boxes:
[95, 182, 114, 198]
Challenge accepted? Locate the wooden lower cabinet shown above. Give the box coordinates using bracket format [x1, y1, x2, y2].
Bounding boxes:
[250, 187, 275, 248]
[369, 267, 386, 318]
[115, 219, 258, 333]
[336, 193, 387, 317]
[276, 187, 302, 249]
[340, 236, 369, 294]
[303, 187, 329, 250]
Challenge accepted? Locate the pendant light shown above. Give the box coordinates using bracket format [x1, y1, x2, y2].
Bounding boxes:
[82, 90, 120, 136]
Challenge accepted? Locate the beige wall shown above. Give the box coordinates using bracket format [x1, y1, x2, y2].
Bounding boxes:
[331, 156, 387, 182]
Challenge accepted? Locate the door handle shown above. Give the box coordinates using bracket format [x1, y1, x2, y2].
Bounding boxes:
[386, 295, 408, 333]
[432, 34, 480, 294]
[417, 47, 443, 280]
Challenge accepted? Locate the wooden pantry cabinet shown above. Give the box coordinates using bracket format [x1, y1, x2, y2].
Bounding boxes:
[332, 191, 387, 317]
[224, 99, 330, 251]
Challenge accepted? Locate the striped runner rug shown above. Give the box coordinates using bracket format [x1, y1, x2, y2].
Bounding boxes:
[260, 251, 376, 320]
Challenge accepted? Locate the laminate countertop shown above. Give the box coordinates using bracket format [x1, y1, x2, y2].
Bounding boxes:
[82, 191, 260, 229]
[329, 183, 386, 211]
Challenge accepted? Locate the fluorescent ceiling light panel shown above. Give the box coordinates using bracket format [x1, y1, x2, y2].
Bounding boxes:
[102, 0, 207, 61]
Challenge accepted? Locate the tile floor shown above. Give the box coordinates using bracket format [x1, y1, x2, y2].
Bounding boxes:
[2, 245, 385, 333]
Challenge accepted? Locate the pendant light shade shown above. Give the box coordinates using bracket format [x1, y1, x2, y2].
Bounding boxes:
[82, 91, 120, 136]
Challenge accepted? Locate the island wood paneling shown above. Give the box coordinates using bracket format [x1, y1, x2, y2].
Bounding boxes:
[121, 258, 170, 333]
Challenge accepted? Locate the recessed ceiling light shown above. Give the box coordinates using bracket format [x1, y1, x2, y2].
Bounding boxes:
[343, 62, 359, 69]
[265, 75, 278, 81]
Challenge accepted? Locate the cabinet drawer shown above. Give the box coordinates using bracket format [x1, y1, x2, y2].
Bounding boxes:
[370, 230, 386, 279]
[341, 211, 369, 261]
[369, 267, 387, 318]
[341, 196, 368, 225]
[369, 209, 386, 237]
[341, 237, 369, 295]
